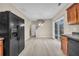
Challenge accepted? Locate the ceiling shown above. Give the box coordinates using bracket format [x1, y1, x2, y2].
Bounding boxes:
[13, 3, 70, 21]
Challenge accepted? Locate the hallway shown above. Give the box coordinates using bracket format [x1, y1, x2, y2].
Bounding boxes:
[19, 38, 64, 56]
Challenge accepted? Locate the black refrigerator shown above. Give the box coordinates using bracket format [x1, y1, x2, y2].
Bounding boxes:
[0, 11, 25, 56]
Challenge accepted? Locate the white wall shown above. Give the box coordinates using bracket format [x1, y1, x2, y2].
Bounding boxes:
[52, 4, 79, 39]
[0, 4, 31, 40]
[31, 24, 37, 37]
[36, 20, 52, 38]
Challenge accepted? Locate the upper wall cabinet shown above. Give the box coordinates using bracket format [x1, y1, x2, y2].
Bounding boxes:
[67, 3, 79, 25]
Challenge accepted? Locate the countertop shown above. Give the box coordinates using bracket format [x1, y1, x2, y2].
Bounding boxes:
[0, 37, 4, 41]
[62, 34, 79, 41]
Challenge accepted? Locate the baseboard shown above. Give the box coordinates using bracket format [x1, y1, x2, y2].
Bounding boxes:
[36, 37, 53, 39]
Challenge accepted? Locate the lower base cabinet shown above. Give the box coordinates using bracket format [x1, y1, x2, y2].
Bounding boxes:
[61, 35, 79, 56]
[61, 36, 68, 55]
[0, 38, 4, 56]
[69, 39, 79, 56]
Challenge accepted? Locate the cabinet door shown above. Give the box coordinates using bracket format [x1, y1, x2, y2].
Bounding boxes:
[67, 8, 72, 24]
[67, 4, 77, 24]
[76, 4, 79, 23]
[61, 36, 68, 55]
[69, 39, 79, 56]
[0, 40, 3, 56]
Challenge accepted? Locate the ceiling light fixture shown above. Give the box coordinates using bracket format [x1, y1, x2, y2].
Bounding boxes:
[37, 19, 45, 26]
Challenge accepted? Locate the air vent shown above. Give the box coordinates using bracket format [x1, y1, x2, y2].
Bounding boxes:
[58, 3, 61, 6]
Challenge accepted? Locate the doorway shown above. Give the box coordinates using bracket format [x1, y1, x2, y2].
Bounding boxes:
[55, 17, 64, 40]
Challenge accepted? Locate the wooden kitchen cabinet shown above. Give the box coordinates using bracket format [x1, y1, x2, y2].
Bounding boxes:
[0, 38, 4, 56]
[61, 36, 68, 55]
[67, 3, 79, 24]
[76, 4, 79, 23]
